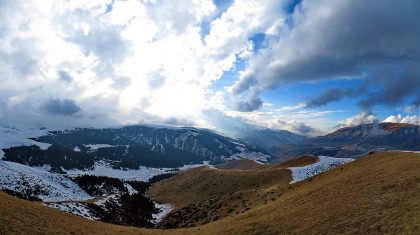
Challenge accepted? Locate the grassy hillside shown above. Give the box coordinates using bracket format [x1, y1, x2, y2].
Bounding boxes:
[151, 151, 420, 233]
[148, 156, 316, 228]
[2, 151, 420, 234]
[148, 165, 292, 208]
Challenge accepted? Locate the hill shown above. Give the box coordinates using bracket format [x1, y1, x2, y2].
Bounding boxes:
[149, 151, 420, 233]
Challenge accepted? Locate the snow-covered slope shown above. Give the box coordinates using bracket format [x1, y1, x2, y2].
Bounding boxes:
[0, 160, 91, 202]
[226, 146, 271, 163]
[0, 127, 51, 150]
[65, 160, 211, 181]
[288, 156, 354, 183]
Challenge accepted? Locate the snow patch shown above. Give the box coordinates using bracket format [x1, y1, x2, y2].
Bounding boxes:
[152, 202, 173, 224]
[84, 144, 115, 150]
[74, 146, 81, 152]
[0, 128, 51, 150]
[124, 183, 138, 195]
[65, 160, 212, 181]
[402, 151, 420, 154]
[94, 194, 120, 207]
[32, 164, 52, 172]
[230, 146, 270, 162]
[288, 156, 354, 184]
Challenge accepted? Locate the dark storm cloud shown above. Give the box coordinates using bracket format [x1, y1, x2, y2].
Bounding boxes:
[412, 98, 420, 108]
[233, 96, 263, 112]
[305, 87, 355, 108]
[357, 63, 420, 109]
[41, 98, 82, 117]
[58, 70, 73, 83]
[231, 0, 420, 111]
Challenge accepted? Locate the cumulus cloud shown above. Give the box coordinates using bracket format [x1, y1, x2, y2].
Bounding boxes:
[40, 98, 82, 117]
[202, 108, 319, 136]
[383, 114, 420, 124]
[305, 87, 354, 108]
[277, 119, 318, 134]
[336, 110, 378, 128]
[231, 0, 420, 110]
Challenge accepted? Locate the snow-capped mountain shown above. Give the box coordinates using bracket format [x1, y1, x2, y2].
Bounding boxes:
[111, 125, 272, 164]
[0, 124, 272, 174]
[271, 122, 420, 161]
[308, 122, 420, 147]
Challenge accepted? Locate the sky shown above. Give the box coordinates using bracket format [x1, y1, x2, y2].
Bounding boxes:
[0, 0, 420, 136]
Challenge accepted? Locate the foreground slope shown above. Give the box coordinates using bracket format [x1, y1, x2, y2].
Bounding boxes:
[196, 151, 420, 234]
[148, 164, 293, 208]
[151, 151, 420, 233]
[2, 151, 420, 234]
[148, 156, 317, 210]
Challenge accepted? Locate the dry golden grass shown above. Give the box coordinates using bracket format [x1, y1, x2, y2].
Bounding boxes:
[3, 151, 420, 234]
[151, 156, 316, 228]
[148, 165, 292, 208]
[189, 151, 420, 234]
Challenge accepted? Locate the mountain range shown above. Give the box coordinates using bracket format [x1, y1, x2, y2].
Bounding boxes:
[270, 122, 420, 162]
[0, 124, 311, 176]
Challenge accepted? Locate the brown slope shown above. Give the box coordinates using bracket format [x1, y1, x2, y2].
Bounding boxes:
[165, 151, 420, 234]
[150, 156, 315, 229]
[0, 191, 151, 235]
[147, 165, 293, 208]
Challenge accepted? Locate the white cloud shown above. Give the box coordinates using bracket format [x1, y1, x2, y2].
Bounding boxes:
[383, 114, 420, 124]
[276, 119, 319, 135]
[336, 111, 378, 127]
